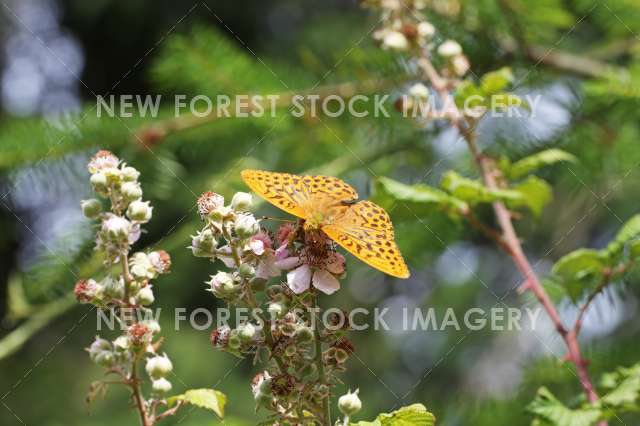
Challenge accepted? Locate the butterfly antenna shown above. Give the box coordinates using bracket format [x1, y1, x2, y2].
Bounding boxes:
[260, 216, 295, 223]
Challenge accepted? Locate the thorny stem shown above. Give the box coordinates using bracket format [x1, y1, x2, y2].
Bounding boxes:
[120, 249, 152, 426]
[418, 55, 605, 411]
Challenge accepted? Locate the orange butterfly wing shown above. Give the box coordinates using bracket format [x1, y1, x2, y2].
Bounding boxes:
[322, 200, 410, 279]
[240, 170, 358, 219]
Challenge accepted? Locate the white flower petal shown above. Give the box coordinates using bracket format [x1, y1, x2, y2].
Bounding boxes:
[312, 270, 340, 295]
[287, 264, 312, 294]
[249, 239, 265, 255]
[275, 256, 300, 271]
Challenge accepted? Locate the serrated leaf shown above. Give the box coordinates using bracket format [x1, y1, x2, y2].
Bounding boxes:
[441, 171, 523, 205]
[167, 389, 226, 418]
[508, 149, 577, 180]
[510, 176, 553, 217]
[526, 387, 602, 426]
[551, 249, 605, 301]
[353, 403, 436, 426]
[600, 363, 640, 408]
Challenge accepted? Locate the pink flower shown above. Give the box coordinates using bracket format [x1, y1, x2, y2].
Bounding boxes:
[281, 249, 345, 295]
[88, 150, 119, 173]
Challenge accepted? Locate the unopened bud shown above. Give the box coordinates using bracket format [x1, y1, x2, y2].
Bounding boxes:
[383, 31, 409, 51]
[90, 172, 108, 190]
[121, 166, 140, 182]
[121, 181, 143, 201]
[136, 286, 155, 306]
[238, 323, 256, 342]
[152, 377, 172, 393]
[235, 214, 260, 239]
[417, 21, 435, 39]
[146, 354, 173, 379]
[127, 200, 152, 222]
[81, 199, 102, 219]
[231, 192, 253, 211]
[437, 39, 462, 57]
[338, 389, 362, 416]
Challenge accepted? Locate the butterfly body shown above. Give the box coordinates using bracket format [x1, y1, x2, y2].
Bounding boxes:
[241, 169, 410, 279]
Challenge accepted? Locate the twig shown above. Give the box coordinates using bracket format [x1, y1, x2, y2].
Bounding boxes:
[417, 54, 605, 410]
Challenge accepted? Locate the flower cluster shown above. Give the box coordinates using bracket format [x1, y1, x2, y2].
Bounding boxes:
[364, 0, 470, 116]
[191, 189, 356, 424]
[77, 150, 183, 424]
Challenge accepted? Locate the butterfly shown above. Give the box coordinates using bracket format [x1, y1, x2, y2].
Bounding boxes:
[241, 169, 410, 278]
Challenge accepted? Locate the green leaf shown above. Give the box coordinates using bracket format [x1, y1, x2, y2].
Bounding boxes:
[600, 363, 640, 408]
[510, 176, 553, 217]
[353, 403, 436, 426]
[374, 176, 467, 214]
[167, 389, 226, 419]
[441, 171, 523, 205]
[454, 80, 484, 109]
[604, 214, 640, 259]
[526, 387, 602, 426]
[551, 249, 606, 301]
[508, 149, 577, 180]
[480, 67, 514, 95]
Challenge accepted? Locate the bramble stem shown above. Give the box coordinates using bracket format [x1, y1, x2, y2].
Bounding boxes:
[313, 295, 331, 426]
[418, 54, 604, 412]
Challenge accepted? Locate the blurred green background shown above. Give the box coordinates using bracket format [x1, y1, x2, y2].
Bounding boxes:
[1, 0, 640, 424]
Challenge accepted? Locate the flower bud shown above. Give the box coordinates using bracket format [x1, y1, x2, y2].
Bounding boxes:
[235, 214, 260, 239]
[268, 302, 284, 318]
[197, 191, 225, 220]
[127, 200, 152, 222]
[136, 286, 155, 306]
[284, 345, 297, 357]
[383, 31, 409, 51]
[121, 166, 140, 182]
[127, 323, 151, 347]
[102, 276, 125, 299]
[239, 263, 256, 279]
[102, 215, 131, 242]
[94, 351, 115, 367]
[227, 331, 242, 350]
[417, 22, 435, 39]
[208, 271, 237, 297]
[338, 389, 362, 416]
[231, 192, 253, 211]
[409, 83, 430, 100]
[88, 337, 112, 361]
[238, 323, 256, 342]
[437, 40, 462, 57]
[121, 181, 143, 201]
[191, 229, 217, 257]
[146, 354, 173, 379]
[143, 320, 161, 334]
[452, 54, 470, 77]
[81, 199, 102, 219]
[294, 326, 314, 343]
[113, 335, 130, 352]
[151, 377, 172, 393]
[90, 172, 108, 191]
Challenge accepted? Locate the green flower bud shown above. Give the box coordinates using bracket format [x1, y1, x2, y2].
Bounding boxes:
[90, 172, 108, 191]
[136, 286, 155, 306]
[268, 302, 284, 318]
[235, 214, 259, 239]
[121, 181, 143, 201]
[338, 389, 362, 416]
[151, 377, 172, 393]
[146, 354, 173, 379]
[228, 331, 242, 349]
[81, 199, 102, 219]
[121, 166, 140, 182]
[239, 263, 255, 279]
[127, 200, 153, 222]
[238, 323, 256, 342]
[94, 351, 115, 367]
[231, 192, 253, 211]
[294, 326, 314, 343]
[284, 345, 297, 357]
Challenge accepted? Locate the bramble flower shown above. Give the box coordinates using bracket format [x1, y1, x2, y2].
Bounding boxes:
[282, 247, 346, 295]
[197, 191, 225, 220]
[88, 150, 119, 174]
[146, 354, 173, 379]
[417, 21, 435, 39]
[128, 323, 152, 347]
[148, 250, 171, 274]
[74, 279, 102, 303]
[127, 200, 152, 222]
[409, 83, 430, 99]
[382, 31, 409, 51]
[81, 199, 102, 219]
[152, 377, 172, 393]
[231, 192, 253, 211]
